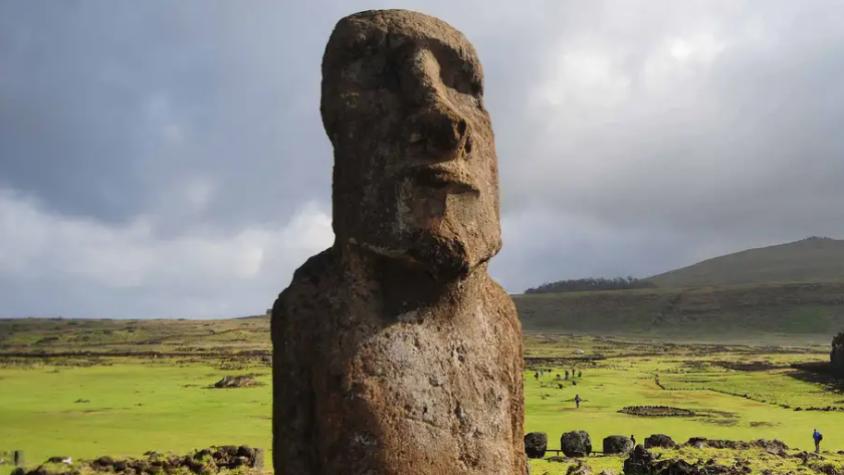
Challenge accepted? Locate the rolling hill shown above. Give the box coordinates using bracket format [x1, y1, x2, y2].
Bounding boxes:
[515, 237, 844, 342]
[514, 282, 844, 343]
[647, 236, 844, 288]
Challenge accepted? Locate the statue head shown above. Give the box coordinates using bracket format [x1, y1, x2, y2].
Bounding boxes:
[322, 9, 502, 279]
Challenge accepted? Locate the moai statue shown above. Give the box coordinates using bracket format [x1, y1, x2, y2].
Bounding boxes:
[271, 9, 526, 475]
[832, 332, 844, 375]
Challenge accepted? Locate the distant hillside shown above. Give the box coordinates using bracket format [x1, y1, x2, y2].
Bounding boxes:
[514, 281, 844, 343]
[647, 236, 844, 288]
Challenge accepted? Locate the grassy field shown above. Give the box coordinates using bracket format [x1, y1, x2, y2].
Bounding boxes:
[2, 320, 844, 474]
[524, 340, 843, 449]
[0, 358, 271, 465]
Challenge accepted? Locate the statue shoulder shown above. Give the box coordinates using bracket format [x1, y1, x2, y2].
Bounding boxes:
[272, 247, 339, 322]
[290, 247, 339, 288]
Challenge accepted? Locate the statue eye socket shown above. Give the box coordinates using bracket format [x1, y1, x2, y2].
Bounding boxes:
[436, 55, 482, 97]
[378, 58, 401, 91]
[469, 79, 483, 96]
[441, 70, 482, 97]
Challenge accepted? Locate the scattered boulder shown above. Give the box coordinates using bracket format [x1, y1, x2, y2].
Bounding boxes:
[213, 375, 258, 388]
[644, 433, 676, 449]
[91, 456, 114, 469]
[603, 435, 634, 454]
[525, 432, 548, 458]
[623, 445, 747, 475]
[685, 437, 708, 448]
[19, 446, 264, 475]
[794, 451, 824, 464]
[567, 460, 592, 475]
[623, 445, 655, 475]
[810, 462, 843, 475]
[18, 464, 76, 475]
[683, 438, 788, 453]
[561, 431, 592, 457]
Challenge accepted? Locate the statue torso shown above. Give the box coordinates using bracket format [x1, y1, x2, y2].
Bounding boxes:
[272, 249, 525, 474]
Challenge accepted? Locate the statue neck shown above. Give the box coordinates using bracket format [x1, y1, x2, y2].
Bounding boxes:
[336, 241, 486, 319]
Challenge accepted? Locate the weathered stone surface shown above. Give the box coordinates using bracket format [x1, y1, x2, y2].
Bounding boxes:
[832, 332, 844, 375]
[561, 431, 592, 457]
[622, 445, 748, 475]
[603, 435, 634, 454]
[525, 432, 548, 458]
[644, 433, 677, 449]
[271, 9, 524, 475]
[18, 447, 262, 475]
[683, 437, 788, 452]
[567, 461, 592, 475]
[623, 445, 654, 475]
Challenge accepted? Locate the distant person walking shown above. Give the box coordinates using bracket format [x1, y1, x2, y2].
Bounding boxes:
[813, 428, 823, 453]
[574, 394, 582, 408]
[630, 435, 636, 446]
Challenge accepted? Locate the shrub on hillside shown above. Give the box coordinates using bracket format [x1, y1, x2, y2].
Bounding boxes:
[525, 277, 656, 294]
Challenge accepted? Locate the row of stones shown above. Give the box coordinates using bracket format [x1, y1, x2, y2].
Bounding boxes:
[524, 432, 677, 458]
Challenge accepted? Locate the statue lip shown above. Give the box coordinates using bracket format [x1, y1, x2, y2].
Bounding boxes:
[406, 164, 479, 194]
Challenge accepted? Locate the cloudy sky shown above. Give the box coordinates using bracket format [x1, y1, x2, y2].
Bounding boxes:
[2, 1, 844, 318]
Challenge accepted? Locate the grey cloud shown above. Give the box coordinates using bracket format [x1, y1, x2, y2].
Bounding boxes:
[2, 1, 844, 315]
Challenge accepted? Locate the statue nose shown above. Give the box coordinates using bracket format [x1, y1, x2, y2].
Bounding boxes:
[401, 49, 469, 157]
[412, 105, 466, 155]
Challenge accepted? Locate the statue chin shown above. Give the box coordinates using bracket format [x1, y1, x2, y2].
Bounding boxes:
[348, 232, 475, 282]
[405, 232, 473, 280]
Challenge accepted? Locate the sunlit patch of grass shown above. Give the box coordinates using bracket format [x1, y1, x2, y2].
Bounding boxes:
[2, 326, 843, 474]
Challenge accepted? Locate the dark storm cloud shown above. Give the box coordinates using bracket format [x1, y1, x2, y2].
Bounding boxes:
[2, 1, 844, 316]
[0, 1, 334, 229]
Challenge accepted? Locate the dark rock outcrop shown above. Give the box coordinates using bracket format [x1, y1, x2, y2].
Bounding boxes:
[623, 445, 748, 475]
[213, 375, 258, 388]
[567, 461, 592, 475]
[683, 437, 788, 453]
[832, 332, 844, 375]
[623, 445, 655, 475]
[524, 432, 548, 458]
[561, 431, 592, 457]
[644, 433, 677, 449]
[19, 446, 263, 475]
[603, 435, 634, 454]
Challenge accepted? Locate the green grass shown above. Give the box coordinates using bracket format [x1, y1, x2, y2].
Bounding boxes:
[521, 341, 844, 474]
[524, 357, 844, 453]
[2, 323, 844, 474]
[0, 359, 271, 465]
